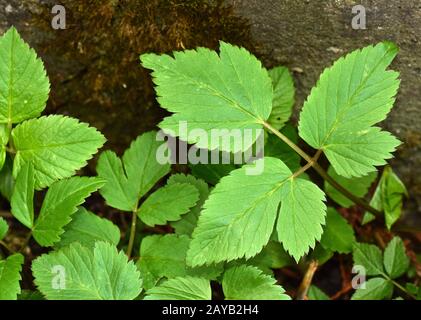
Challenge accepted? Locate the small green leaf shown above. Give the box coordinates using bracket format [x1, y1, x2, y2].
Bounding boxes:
[247, 241, 293, 274]
[222, 265, 290, 300]
[308, 285, 330, 300]
[353, 243, 384, 276]
[141, 42, 272, 153]
[33, 177, 105, 247]
[0, 27, 50, 124]
[55, 207, 121, 249]
[97, 131, 171, 211]
[267, 66, 295, 129]
[12, 115, 106, 189]
[0, 253, 24, 300]
[0, 217, 8, 241]
[383, 237, 410, 279]
[138, 183, 199, 227]
[320, 208, 356, 254]
[144, 276, 211, 300]
[168, 174, 209, 236]
[351, 278, 393, 300]
[10, 163, 35, 228]
[32, 241, 142, 300]
[324, 166, 377, 208]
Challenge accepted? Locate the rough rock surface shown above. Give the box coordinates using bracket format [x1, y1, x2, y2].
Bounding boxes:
[1, 0, 420, 215]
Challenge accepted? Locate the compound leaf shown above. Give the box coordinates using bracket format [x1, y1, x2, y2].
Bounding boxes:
[141, 42, 272, 153]
[10, 162, 34, 228]
[222, 265, 290, 300]
[0, 253, 24, 300]
[298, 42, 401, 178]
[12, 115, 106, 189]
[0, 27, 50, 124]
[144, 276, 211, 300]
[33, 177, 105, 247]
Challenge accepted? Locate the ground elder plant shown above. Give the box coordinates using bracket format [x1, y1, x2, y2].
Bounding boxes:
[0, 26, 419, 300]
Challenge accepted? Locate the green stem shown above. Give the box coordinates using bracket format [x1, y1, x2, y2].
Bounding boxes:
[262, 121, 381, 216]
[391, 279, 417, 300]
[126, 204, 139, 259]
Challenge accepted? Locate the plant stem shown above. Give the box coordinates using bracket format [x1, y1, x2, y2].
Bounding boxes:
[296, 260, 318, 300]
[262, 121, 381, 216]
[391, 279, 417, 300]
[126, 204, 139, 259]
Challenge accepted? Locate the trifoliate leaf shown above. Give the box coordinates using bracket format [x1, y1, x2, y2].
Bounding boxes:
[277, 177, 326, 261]
[320, 208, 356, 254]
[12, 115, 106, 189]
[267, 66, 295, 129]
[222, 265, 290, 300]
[353, 243, 385, 276]
[324, 166, 377, 208]
[97, 131, 171, 211]
[0, 155, 14, 201]
[32, 241, 142, 300]
[298, 42, 401, 178]
[138, 183, 199, 227]
[383, 237, 410, 279]
[10, 163, 34, 228]
[187, 158, 285, 266]
[0, 27, 50, 124]
[138, 234, 223, 290]
[351, 277, 393, 300]
[141, 42, 272, 153]
[168, 174, 209, 236]
[308, 285, 330, 300]
[0, 217, 8, 240]
[144, 276, 211, 300]
[0, 253, 24, 300]
[33, 177, 105, 247]
[55, 207, 120, 249]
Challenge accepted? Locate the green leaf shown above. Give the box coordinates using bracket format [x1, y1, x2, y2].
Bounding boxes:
[298, 42, 401, 178]
[0, 124, 9, 170]
[141, 42, 272, 153]
[353, 243, 384, 276]
[144, 276, 211, 300]
[308, 285, 330, 300]
[97, 131, 171, 211]
[267, 66, 295, 129]
[32, 241, 142, 300]
[324, 166, 377, 208]
[18, 290, 45, 300]
[222, 265, 290, 300]
[168, 174, 209, 236]
[320, 208, 356, 254]
[33, 177, 105, 247]
[247, 241, 293, 274]
[55, 207, 121, 249]
[12, 115, 106, 189]
[277, 177, 326, 261]
[190, 161, 237, 185]
[138, 234, 223, 290]
[383, 237, 410, 279]
[138, 183, 199, 227]
[351, 277, 393, 300]
[0, 155, 14, 201]
[0, 27, 50, 124]
[310, 245, 334, 265]
[10, 163, 34, 228]
[0, 217, 8, 241]
[0, 253, 24, 300]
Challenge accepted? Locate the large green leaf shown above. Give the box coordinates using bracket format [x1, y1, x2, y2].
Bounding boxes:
[144, 276, 211, 300]
[320, 208, 355, 254]
[138, 234, 223, 290]
[351, 277, 393, 300]
[55, 207, 121, 249]
[0, 27, 50, 124]
[267, 66, 295, 129]
[324, 166, 377, 208]
[137, 183, 199, 227]
[97, 131, 171, 211]
[33, 177, 105, 247]
[10, 162, 34, 228]
[12, 115, 106, 189]
[298, 42, 401, 178]
[383, 237, 409, 279]
[0, 253, 24, 300]
[353, 243, 385, 276]
[222, 265, 290, 300]
[32, 241, 142, 300]
[141, 42, 272, 153]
